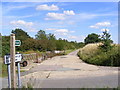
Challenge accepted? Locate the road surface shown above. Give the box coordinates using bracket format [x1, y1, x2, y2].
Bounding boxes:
[2, 50, 119, 88]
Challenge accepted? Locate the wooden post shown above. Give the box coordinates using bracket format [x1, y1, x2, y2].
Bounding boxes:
[10, 34, 16, 88]
[36, 53, 38, 63]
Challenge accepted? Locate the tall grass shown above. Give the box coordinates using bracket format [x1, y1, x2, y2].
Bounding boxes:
[77, 43, 120, 66]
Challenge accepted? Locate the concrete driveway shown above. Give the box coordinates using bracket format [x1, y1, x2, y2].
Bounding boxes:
[2, 50, 119, 88]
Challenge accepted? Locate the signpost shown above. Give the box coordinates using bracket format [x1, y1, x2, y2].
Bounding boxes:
[4, 54, 22, 64]
[15, 40, 21, 46]
[10, 34, 16, 89]
[4, 34, 22, 88]
[15, 40, 22, 88]
[4, 55, 11, 65]
[4, 55, 11, 88]
[17, 61, 21, 88]
[4, 54, 22, 88]
[16, 53, 22, 88]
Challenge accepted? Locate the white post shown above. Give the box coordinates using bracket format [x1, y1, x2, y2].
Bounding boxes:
[17, 62, 21, 88]
[7, 64, 11, 88]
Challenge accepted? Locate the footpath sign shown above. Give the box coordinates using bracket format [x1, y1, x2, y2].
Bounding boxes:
[15, 54, 22, 62]
[4, 55, 11, 65]
[15, 40, 21, 46]
[4, 53, 22, 88]
[4, 54, 22, 64]
[4, 35, 22, 88]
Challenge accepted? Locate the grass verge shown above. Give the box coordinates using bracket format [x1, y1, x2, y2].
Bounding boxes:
[64, 49, 76, 55]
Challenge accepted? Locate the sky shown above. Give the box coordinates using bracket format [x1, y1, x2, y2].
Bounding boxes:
[1, 2, 118, 43]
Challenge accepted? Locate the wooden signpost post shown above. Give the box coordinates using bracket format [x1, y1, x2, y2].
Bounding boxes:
[4, 34, 22, 88]
[10, 34, 16, 88]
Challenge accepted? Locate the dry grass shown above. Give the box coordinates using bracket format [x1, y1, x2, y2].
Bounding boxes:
[80, 43, 101, 58]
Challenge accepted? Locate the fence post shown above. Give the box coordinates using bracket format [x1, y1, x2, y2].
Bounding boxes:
[10, 34, 16, 88]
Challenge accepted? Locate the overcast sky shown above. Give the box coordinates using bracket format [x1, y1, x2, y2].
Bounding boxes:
[1, 2, 118, 43]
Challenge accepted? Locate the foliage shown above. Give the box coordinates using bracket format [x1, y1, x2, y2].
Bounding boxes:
[2, 36, 10, 56]
[99, 30, 113, 52]
[12, 29, 32, 51]
[12, 28, 31, 40]
[35, 30, 47, 40]
[0, 33, 2, 56]
[77, 43, 120, 66]
[84, 33, 101, 44]
[2, 29, 85, 56]
[0, 58, 7, 77]
[47, 33, 56, 51]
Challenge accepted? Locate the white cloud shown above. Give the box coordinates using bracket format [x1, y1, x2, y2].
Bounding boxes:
[45, 13, 65, 20]
[89, 25, 99, 29]
[10, 20, 33, 26]
[67, 35, 85, 42]
[36, 4, 59, 11]
[55, 32, 68, 36]
[96, 22, 111, 27]
[101, 28, 110, 32]
[46, 28, 83, 42]
[45, 28, 76, 38]
[89, 21, 111, 29]
[55, 29, 69, 33]
[10, 20, 37, 32]
[45, 28, 57, 31]
[45, 10, 75, 20]
[63, 10, 75, 15]
[46, 28, 74, 33]
[3, 3, 38, 14]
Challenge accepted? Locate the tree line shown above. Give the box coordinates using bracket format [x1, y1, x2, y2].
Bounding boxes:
[2, 28, 114, 57]
[2, 29, 85, 56]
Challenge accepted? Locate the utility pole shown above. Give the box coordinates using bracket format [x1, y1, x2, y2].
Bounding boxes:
[10, 34, 16, 88]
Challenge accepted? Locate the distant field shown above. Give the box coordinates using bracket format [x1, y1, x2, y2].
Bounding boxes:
[77, 43, 120, 66]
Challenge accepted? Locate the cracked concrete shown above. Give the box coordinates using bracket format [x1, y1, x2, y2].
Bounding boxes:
[1, 50, 117, 88]
[19, 50, 118, 88]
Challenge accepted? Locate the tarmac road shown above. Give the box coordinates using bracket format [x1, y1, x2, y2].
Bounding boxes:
[27, 74, 118, 88]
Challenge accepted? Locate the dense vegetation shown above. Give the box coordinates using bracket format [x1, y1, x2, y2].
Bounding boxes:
[2, 29, 85, 56]
[84, 33, 113, 45]
[78, 43, 120, 66]
[78, 30, 119, 66]
[84, 33, 101, 44]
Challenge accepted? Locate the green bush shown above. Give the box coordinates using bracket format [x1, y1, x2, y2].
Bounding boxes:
[78, 44, 120, 66]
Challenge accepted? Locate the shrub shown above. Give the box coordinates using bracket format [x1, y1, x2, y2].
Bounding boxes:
[77, 43, 120, 66]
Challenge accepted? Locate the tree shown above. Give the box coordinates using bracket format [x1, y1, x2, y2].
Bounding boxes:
[47, 33, 56, 51]
[11, 28, 31, 51]
[11, 28, 31, 41]
[56, 38, 65, 50]
[35, 30, 47, 40]
[99, 30, 113, 52]
[84, 33, 101, 44]
[35, 30, 48, 51]
[0, 33, 1, 56]
[20, 38, 38, 51]
[2, 36, 10, 56]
